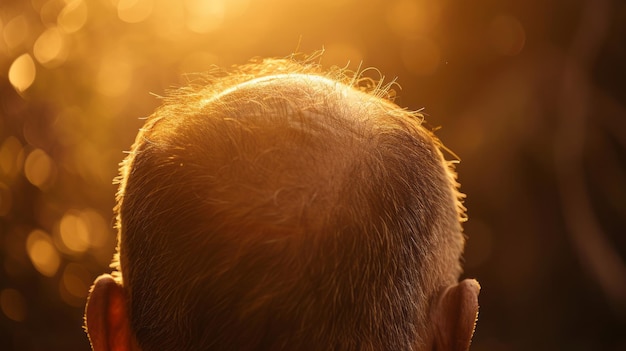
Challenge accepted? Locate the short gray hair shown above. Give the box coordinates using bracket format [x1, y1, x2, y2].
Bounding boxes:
[113, 58, 466, 351]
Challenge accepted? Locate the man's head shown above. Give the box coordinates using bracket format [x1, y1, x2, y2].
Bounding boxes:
[85, 58, 479, 351]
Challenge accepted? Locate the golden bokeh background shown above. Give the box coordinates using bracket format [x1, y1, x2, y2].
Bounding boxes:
[1, 0, 625, 350]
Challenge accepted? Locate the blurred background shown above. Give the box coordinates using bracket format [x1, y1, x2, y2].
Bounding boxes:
[1, 0, 625, 350]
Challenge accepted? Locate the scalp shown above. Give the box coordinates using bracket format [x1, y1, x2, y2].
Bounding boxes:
[113, 58, 466, 351]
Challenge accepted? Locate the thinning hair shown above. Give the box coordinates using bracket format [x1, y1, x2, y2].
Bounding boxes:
[113, 58, 466, 351]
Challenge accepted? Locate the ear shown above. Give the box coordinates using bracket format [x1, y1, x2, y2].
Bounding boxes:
[430, 279, 480, 351]
[85, 274, 138, 351]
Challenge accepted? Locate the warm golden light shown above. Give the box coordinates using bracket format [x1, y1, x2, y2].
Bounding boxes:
[96, 51, 134, 96]
[57, 210, 91, 254]
[0, 1, 617, 350]
[80, 208, 110, 249]
[117, 0, 154, 24]
[386, 0, 441, 40]
[2, 15, 29, 50]
[24, 148, 54, 188]
[58, 0, 89, 33]
[184, 0, 225, 33]
[0, 289, 27, 322]
[224, 0, 250, 17]
[319, 42, 362, 67]
[401, 37, 441, 76]
[0, 137, 25, 179]
[490, 14, 526, 56]
[0, 182, 12, 217]
[38, 0, 60, 25]
[59, 263, 91, 306]
[179, 51, 220, 74]
[8, 53, 37, 93]
[33, 27, 68, 67]
[26, 229, 61, 277]
[71, 140, 113, 185]
[151, 1, 185, 39]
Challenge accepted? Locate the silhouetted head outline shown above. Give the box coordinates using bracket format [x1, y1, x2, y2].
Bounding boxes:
[85, 58, 479, 351]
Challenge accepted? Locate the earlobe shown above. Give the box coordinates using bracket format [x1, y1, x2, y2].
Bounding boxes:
[85, 274, 137, 351]
[431, 279, 480, 351]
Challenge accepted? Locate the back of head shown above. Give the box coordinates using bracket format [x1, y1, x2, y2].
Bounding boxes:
[114, 59, 466, 351]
